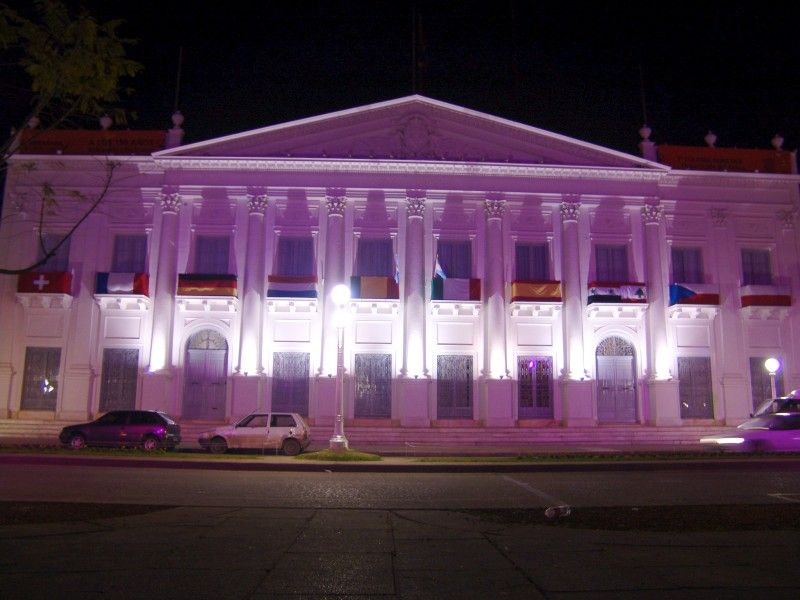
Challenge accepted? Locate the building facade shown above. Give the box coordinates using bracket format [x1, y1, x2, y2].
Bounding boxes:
[1, 96, 798, 433]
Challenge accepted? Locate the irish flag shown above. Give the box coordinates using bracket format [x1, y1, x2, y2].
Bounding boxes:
[267, 275, 317, 298]
[95, 272, 149, 295]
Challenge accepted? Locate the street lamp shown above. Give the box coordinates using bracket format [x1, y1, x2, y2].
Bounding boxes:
[329, 283, 351, 451]
[764, 357, 781, 399]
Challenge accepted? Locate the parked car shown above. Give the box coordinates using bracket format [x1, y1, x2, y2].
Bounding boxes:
[59, 410, 181, 451]
[751, 393, 800, 417]
[700, 413, 800, 452]
[198, 412, 311, 455]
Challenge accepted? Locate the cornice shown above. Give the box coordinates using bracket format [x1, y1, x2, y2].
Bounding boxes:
[152, 156, 667, 182]
[661, 170, 800, 188]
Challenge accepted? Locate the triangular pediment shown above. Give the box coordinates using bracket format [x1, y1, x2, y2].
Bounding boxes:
[156, 95, 664, 169]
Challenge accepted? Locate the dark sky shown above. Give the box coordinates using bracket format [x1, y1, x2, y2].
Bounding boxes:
[4, 1, 799, 156]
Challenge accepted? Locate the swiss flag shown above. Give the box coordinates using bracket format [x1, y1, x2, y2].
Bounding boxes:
[17, 272, 73, 294]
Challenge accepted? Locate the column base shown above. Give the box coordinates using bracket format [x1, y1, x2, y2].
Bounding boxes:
[647, 379, 681, 426]
[141, 372, 173, 414]
[721, 374, 751, 425]
[483, 378, 514, 427]
[231, 375, 261, 419]
[400, 378, 431, 427]
[560, 379, 596, 426]
[314, 376, 337, 426]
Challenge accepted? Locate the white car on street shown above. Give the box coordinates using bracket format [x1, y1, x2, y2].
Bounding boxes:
[198, 412, 311, 455]
[700, 413, 800, 452]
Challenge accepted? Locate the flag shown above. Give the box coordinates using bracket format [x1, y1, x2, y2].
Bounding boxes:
[394, 252, 400, 285]
[668, 283, 720, 306]
[740, 285, 791, 308]
[434, 255, 446, 279]
[178, 274, 237, 297]
[350, 276, 399, 300]
[588, 282, 647, 304]
[511, 280, 562, 302]
[431, 277, 481, 301]
[267, 275, 317, 298]
[95, 272, 149, 295]
[17, 272, 72, 294]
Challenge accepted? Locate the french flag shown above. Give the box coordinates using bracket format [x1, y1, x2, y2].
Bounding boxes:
[95, 272, 149, 295]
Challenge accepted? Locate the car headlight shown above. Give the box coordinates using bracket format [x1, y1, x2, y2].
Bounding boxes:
[701, 436, 745, 445]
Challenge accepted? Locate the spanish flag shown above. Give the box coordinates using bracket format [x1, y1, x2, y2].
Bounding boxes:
[511, 280, 562, 302]
[177, 274, 237, 297]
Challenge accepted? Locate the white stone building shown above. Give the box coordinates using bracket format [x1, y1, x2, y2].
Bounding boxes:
[1, 96, 798, 438]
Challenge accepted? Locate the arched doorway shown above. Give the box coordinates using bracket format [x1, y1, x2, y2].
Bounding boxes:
[596, 336, 637, 423]
[183, 329, 228, 420]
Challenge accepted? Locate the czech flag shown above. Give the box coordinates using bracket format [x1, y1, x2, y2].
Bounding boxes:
[669, 283, 720, 306]
[17, 272, 72, 294]
[267, 275, 317, 298]
[95, 272, 149, 295]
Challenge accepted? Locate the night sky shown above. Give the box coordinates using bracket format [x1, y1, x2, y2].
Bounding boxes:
[3, 1, 798, 156]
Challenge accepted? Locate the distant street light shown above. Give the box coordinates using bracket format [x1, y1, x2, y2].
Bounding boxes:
[329, 283, 351, 451]
[764, 357, 781, 399]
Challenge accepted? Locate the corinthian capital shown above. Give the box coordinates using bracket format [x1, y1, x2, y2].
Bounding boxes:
[159, 190, 182, 214]
[777, 209, 796, 229]
[710, 208, 727, 227]
[484, 198, 506, 220]
[641, 204, 663, 225]
[326, 195, 347, 217]
[247, 194, 269, 214]
[560, 201, 580, 222]
[406, 195, 426, 219]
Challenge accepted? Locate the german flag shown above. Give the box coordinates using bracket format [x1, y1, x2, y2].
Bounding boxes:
[177, 274, 237, 297]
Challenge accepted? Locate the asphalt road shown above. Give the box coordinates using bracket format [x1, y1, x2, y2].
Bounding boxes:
[2, 462, 800, 508]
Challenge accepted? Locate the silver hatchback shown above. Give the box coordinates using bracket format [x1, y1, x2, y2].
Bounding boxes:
[198, 412, 311, 455]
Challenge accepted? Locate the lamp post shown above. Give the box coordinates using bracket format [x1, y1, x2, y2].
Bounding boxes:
[764, 357, 781, 399]
[329, 283, 350, 451]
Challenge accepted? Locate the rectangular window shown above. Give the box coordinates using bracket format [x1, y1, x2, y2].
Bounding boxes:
[677, 356, 714, 418]
[194, 235, 230, 274]
[354, 353, 392, 418]
[20, 347, 61, 410]
[595, 244, 628, 282]
[276, 236, 315, 277]
[515, 243, 549, 280]
[671, 247, 704, 284]
[100, 348, 139, 411]
[271, 352, 310, 415]
[38, 234, 70, 272]
[112, 234, 147, 273]
[437, 239, 471, 279]
[749, 357, 785, 410]
[355, 238, 394, 277]
[741, 248, 772, 285]
[517, 356, 553, 418]
[437, 355, 473, 419]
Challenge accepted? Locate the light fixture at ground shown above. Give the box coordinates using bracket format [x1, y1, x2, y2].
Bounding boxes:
[329, 283, 351, 451]
[765, 357, 781, 398]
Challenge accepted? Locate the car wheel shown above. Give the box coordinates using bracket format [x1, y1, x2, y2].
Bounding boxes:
[142, 436, 161, 452]
[282, 438, 302, 456]
[68, 433, 86, 450]
[210, 437, 228, 454]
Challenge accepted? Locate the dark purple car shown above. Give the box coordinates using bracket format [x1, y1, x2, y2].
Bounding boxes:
[59, 410, 181, 451]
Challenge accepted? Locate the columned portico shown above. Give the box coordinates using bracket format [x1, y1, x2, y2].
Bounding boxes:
[482, 198, 513, 425]
[559, 198, 594, 425]
[642, 203, 680, 425]
[142, 191, 181, 413]
[400, 193, 430, 426]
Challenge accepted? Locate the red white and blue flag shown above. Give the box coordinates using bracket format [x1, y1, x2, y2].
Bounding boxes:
[95, 272, 149, 295]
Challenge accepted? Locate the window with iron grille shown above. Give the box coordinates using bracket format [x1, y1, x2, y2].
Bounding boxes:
[38, 234, 70, 272]
[595, 244, 628, 282]
[21, 347, 61, 410]
[437, 355, 473, 419]
[271, 352, 310, 415]
[112, 234, 147, 272]
[194, 235, 231, 274]
[515, 243, 549, 280]
[749, 356, 785, 410]
[354, 353, 392, 418]
[517, 356, 553, 418]
[275, 236, 315, 276]
[741, 248, 772, 285]
[100, 348, 139, 411]
[671, 247, 704, 284]
[677, 356, 714, 418]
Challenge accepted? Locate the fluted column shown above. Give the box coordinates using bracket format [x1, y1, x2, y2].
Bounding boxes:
[403, 195, 427, 377]
[321, 194, 347, 375]
[560, 200, 584, 379]
[238, 193, 268, 374]
[484, 198, 508, 378]
[642, 204, 669, 378]
[149, 191, 181, 372]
